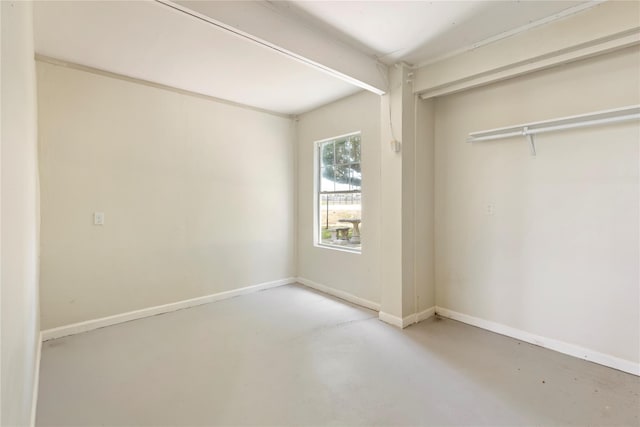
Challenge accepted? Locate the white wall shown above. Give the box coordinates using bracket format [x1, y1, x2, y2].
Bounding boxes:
[297, 91, 381, 305]
[37, 61, 295, 329]
[1, 1, 41, 425]
[414, 97, 435, 312]
[434, 47, 640, 365]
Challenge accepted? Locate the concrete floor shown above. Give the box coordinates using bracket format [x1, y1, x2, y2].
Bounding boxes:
[37, 284, 639, 426]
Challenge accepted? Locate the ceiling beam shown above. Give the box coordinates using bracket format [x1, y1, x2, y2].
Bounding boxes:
[414, 1, 640, 99]
[157, 0, 388, 95]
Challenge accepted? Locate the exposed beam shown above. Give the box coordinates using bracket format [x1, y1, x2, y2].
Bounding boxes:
[415, 1, 640, 99]
[157, 0, 388, 95]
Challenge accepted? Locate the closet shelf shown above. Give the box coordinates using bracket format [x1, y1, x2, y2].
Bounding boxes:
[467, 105, 640, 156]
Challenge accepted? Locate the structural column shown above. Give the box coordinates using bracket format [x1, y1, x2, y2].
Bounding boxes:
[379, 63, 435, 328]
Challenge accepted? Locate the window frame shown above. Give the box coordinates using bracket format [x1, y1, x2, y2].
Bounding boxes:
[313, 131, 362, 254]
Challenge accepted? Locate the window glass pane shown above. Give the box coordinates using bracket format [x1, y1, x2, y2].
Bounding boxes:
[335, 140, 350, 165]
[352, 136, 361, 162]
[320, 142, 334, 167]
[318, 192, 362, 250]
[319, 194, 329, 235]
[316, 132, 361, 251]
[320, 166, 334, 192]
[350, 164, 362, 191]
[334, 165, 350, 191]
[344, 139, 354, 163]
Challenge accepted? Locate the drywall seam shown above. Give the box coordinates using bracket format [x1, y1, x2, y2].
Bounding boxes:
[34, 55, 293, 119]
[435, 306, 640, 376]
[30, 333, 43, 427]
[379, 307, 435, 329]
[41, 278, 295, 341]
[296, 277, 380, 312]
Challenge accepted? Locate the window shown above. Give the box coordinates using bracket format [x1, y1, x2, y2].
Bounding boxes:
[316, 132, 361, 252]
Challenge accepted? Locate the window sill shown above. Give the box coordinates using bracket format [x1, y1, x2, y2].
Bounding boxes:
[315, 243, 361, 254]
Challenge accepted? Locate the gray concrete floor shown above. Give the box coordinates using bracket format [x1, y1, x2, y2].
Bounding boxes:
[37, 284, 639, 426]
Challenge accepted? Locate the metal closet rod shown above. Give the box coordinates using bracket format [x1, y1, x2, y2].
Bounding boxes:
[467, 105, 640, 143]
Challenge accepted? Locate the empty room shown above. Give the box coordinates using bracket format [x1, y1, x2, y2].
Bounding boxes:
[2, 0, 639, 425]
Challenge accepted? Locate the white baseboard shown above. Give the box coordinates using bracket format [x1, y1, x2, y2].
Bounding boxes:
[379, 307, 436, 328]
[41, 278, 295, 341]
[296, 277, 381, 312]
[416, 306, 436, 323]
[378, 311, 403, 327]
[435, 306, 640, 376]
[30, 332, 42, 427]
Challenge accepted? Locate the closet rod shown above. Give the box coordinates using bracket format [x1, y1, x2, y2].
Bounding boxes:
[467, 105, 640, 144]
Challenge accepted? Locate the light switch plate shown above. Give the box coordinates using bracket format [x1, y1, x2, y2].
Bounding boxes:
[94, 212, 105, 225]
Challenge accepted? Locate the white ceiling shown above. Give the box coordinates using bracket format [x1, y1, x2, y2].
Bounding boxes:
[286, 0, 592, 66]
[33, 1, 361, 115]
[34, 1, 596, 115]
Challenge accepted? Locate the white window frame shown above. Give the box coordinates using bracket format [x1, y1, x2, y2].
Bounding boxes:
[313, 131, 362, 254]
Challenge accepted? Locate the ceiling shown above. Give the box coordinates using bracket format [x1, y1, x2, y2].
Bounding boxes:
[33, 1, 361, 115]
[286, 0, 592, 66]
[34, 1, 596, 116]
